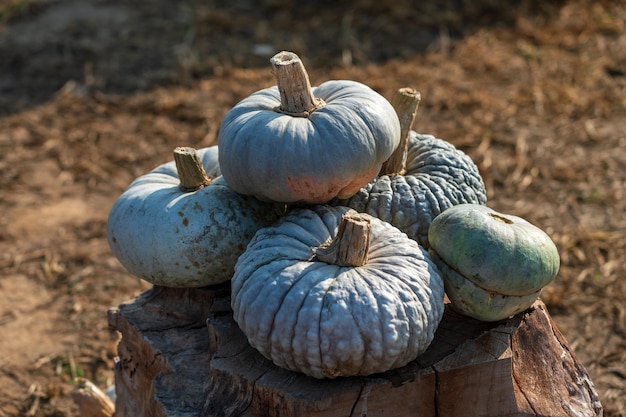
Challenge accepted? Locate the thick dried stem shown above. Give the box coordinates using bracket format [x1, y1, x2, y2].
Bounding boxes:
[271, 51, 325, 117]
[174, 147, 211, 192]
[315, 210, 371, 267]
[380, 88, 421, 176]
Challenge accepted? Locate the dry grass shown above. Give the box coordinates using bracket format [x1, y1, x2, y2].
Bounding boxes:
[0, 0, 625, 415]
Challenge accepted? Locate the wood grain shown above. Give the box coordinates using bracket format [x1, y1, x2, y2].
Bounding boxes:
[109, 286, 602, 417]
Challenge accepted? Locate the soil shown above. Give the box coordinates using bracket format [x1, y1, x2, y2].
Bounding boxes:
[0, 0, 625, 415]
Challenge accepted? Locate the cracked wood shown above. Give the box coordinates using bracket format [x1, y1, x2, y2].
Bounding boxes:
[109, 287, 602, 417]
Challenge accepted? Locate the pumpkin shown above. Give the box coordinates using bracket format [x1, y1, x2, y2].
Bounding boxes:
[231, 205, 445, 379]
[107, 146, 284, 287]
[334, 131, 487, 249]
[217, 51, 401, 204]
[428, 204, 560, 321]
[333, 89, 487, 249]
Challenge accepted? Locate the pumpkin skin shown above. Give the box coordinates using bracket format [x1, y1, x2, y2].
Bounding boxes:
[334, 131, 487, 248]
[217, 80, 401, 204]
[231, 205, 445, 379]
[432, 252, 542, 322]
[107, 146, 283, 287]
[428, 204, 560, 321]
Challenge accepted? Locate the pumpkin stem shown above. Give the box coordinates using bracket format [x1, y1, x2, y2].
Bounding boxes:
[174, 147, 211, 192]
[380, 88, 421, 176]
[314, 210, 371, 267]
[271, 51, 325, 117]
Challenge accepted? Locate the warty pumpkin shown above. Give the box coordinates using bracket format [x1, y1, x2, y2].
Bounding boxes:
[333, 89, 487, 249]
[107, 146, 283, 287]
[217, 51, 401, 204]
[335, 131, 487, 249]
[231, 205, 445, 379]
[428, 204, 560, 321]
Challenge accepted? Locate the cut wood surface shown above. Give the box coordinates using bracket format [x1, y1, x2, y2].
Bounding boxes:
[71, 378, 115, 417]
[108, 286, 602, 417]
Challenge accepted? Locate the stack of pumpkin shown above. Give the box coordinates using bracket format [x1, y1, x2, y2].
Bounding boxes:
[107, 51, 559, 380]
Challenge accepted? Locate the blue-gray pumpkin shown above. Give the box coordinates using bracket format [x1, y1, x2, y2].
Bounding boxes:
[107, 146, 283, 287]
[231, 205, 445, 379]
[217, 51, 400, 204]
[334, 131, 487, 248]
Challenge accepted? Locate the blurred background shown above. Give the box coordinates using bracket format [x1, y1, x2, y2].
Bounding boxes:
[1, 0, 572, 113]
[0, 0, 624, 415]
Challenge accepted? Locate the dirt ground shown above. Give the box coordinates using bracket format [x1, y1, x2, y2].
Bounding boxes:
[0, 0, 625, 415]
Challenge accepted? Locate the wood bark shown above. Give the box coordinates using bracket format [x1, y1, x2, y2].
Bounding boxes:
[108, 284, 231, 417]
[108, 286, 602, 417]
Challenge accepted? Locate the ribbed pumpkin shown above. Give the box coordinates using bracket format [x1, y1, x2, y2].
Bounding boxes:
[217, 51, 401, 204]
[428, 204, 560, 321]
[107, 146, 283, 287]
[333, 89, 487, 249]
[335, 131, 487, 248]
[231, 205, 445, 379]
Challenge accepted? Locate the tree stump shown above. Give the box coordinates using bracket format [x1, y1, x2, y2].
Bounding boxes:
[107, 286, 602, 417]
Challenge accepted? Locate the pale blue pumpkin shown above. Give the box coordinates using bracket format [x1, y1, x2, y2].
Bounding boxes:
[107, 146, 283, 287]
[334, 132, 487, 249]
[218, 52, 401, 204]
[231, 205, 445, 379]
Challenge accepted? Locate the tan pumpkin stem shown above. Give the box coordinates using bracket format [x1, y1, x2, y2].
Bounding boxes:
[315, 210, 371, 267]
[271, 51, 325, 117]
[174, 147, 211, 192]
[380, 88, 421, 176]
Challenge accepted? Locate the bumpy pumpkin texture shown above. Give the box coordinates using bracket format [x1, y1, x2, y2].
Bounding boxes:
[231, 205, 445, 379]
[335, 131, 487, 248]
[107, 146, 283, 288]
[428, 204, 560, 321]
[218, 51, 401, 204]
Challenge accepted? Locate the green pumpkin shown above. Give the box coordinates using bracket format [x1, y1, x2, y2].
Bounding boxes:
[428, 204, 560, 321]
